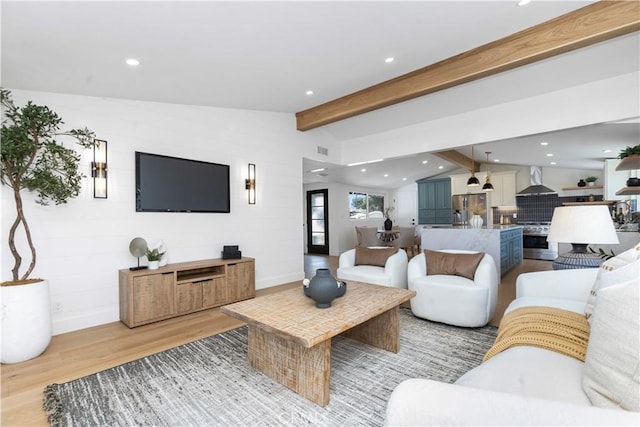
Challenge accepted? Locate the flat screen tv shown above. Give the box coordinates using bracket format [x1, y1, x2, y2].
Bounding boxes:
[135, 151, 230, 213]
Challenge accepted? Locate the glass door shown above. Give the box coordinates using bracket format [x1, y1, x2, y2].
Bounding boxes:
[307, 189, 329, 255]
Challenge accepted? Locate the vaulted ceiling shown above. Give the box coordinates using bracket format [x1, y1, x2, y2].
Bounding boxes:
[3, 1, 639, 189]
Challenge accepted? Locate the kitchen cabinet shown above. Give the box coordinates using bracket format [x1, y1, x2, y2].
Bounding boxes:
[500, 227, 523, 276]
[417, 178, 451, 224]
[488, 171, 517, 207]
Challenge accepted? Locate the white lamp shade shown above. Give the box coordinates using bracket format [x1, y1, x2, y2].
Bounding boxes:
[547, 206, 619, 245]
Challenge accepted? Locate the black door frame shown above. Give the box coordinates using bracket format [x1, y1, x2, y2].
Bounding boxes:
[306, 189, 329, 255]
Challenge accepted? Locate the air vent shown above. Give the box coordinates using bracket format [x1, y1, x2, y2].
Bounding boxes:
[317, 146, 328, 156]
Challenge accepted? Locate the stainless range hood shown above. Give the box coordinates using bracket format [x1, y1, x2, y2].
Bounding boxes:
[516, 166, 557, 196]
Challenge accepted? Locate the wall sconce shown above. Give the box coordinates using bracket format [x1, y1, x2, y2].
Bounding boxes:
[91, 139, 108, 199]
[245, 163, 256, 204]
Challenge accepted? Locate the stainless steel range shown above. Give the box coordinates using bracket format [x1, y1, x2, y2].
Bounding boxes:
[521, 222, 558, 261]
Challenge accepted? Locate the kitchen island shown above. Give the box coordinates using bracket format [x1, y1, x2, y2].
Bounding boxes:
[420, 225, 523, 277]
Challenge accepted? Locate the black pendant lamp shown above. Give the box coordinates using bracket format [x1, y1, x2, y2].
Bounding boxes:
[482, 151, 495, 192]
[467, 146, 480, 186]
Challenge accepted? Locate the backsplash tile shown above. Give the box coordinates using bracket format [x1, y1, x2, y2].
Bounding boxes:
[514, 194, 604, 223]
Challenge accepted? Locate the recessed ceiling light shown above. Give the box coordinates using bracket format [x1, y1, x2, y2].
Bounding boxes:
[385, 57, 394, 64]
[402, 177, 407, 181]
[550, 161, 557, 165]
[540, 141, 549, 146]
[310, 168, 326, 173]
[602, 149, 612, 154]
[361, 168, 366, 172]
[546, 153, 553, 157]
[438, 165, 444, 169]
[494, 159, 500, 162]
[125, 58, 140, 66]
[384, 174, 389, 178]
[422, 160, 428, 164]
[518, 0, 532, 6]
[305, 90, 314, 96]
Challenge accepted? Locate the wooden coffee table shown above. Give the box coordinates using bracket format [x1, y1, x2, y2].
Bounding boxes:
[221, 281, 415, 406]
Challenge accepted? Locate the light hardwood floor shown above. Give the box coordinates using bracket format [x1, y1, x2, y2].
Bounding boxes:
[1, 256, 552, 426]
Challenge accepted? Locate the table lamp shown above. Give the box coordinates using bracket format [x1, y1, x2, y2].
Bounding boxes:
[547, 205, 619, 270]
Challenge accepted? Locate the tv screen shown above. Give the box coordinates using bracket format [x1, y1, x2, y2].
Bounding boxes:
[135, 151, 230, 213]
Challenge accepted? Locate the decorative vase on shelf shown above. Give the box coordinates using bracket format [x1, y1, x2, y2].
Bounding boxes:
[148, 260, 159, 270]
[469, 214, 484, 228]
[306, 268, 340, 308]
[384, 218, 393, 231]
[577, 179, 586, 187]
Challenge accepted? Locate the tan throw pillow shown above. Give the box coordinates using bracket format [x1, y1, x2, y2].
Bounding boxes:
[354, 246, 399, 267]
[582, 260, 640, 411]
[585, 244, 640, 323]
[424, 250, 485, 280]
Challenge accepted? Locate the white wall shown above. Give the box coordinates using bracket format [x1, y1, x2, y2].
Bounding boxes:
[1, 90, 332, 334]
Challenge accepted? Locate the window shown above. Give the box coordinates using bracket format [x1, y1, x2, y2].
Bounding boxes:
[349, 192, 385, 219]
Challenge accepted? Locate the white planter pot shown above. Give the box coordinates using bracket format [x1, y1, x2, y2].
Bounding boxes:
[469, 214, 484, 228]
[1, 279, 52, 364]
[148, 261, 159, 270]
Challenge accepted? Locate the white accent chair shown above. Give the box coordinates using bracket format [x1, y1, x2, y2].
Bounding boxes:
[337, 248, 408, 289]
[407, 249, 498, 327]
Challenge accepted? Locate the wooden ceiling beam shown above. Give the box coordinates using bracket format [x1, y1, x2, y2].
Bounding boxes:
[295, 1, 640, 131]
[433, 150, 479, 172]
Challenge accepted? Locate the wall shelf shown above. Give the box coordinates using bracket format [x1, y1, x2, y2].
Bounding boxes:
[562, 200, 617, 206]
[615, 187, 640, 196]
[561, 185, 603, 191]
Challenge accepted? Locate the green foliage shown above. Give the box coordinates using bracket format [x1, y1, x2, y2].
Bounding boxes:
[1, 89, 96, 281]
[585, 176, 598, 183]
[145, 248, 166, 261]
[588, 246, 615, 260]
[618, 145, 640, 159]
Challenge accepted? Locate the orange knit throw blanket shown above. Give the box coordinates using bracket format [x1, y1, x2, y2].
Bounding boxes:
[483, 306, 590, 363]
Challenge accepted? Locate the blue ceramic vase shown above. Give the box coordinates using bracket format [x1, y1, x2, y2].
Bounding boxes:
[307, 268, 339, 308]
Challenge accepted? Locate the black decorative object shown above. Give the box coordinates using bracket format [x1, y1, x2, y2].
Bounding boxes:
[222, 245, 242, 259]
[306, 268, 340, 308]
[577, 179, 586, 187]
[627, 177, 640, 187]
[384, 218, 393, 231]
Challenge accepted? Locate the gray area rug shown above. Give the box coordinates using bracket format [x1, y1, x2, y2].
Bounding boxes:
[44, 308, 497, 426]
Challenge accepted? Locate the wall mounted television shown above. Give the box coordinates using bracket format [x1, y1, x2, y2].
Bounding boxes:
[135, 151, 230, 213]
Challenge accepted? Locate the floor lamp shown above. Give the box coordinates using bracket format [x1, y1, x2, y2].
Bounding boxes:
[547, 205, 619, 270]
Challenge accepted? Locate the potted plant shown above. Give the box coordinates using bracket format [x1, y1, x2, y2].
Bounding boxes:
[468, 204, 486, 228]
[617, 145, 640, 175]
[145, 248, 166, 270]
[0, 89, 95, 363]
[585, 176, 598, 186]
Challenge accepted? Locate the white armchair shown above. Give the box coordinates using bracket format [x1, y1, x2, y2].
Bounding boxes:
[407, 249, 498, 327]
[337, 247, 408, 288]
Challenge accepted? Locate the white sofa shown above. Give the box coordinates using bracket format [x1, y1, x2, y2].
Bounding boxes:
[337, 247, 408, 288]
[386, 267, 640, 426]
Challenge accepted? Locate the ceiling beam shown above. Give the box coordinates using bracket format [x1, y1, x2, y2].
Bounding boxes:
[295, 1, 640, 131]
[434, 150, 479, 172]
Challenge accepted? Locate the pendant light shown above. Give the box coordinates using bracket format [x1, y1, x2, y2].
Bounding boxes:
[482, 151, 495, 192]
[467, 146, 480, 186]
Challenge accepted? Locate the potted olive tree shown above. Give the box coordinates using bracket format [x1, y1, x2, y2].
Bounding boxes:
[1, 89, 95, 363]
